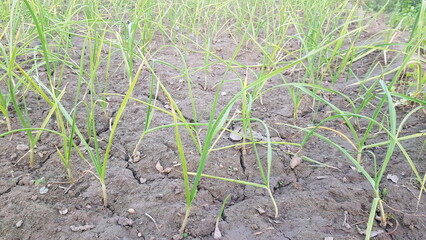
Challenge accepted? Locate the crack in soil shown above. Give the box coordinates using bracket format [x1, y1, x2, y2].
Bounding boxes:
[141, 92, 195, 123]
[238, 148, 246, 174]
[0, 186, 13, 196]
[125, 162, 141, 184]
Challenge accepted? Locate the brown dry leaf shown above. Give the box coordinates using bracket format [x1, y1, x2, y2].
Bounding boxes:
[290, 156, 302, 169]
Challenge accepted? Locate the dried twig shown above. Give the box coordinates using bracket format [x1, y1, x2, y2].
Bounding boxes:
[145, 212, 159, 230]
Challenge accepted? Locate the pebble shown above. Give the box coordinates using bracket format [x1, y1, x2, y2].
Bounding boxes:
[138, 232, 142, 238]
[139, 178, 147, 184]
[16, 220, 23, 228]
[290, 156, 302, 169]
[128, 208, 136, 214]
[386, 174, 399, 183]
[117, 217, 133, 226]
[59, 209, 68, 215]
[31, 195, 38, 201]
[256, 206, 266, 215]
[39, 186, 49, 195]
[229, 126, 243, 141]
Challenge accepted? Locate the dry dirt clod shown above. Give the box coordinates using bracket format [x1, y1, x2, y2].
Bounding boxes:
[386, 174, 399, 183]
[256, 206, 266, 215]
[117, 217, 134, 226]
[70, 224, 95, 232]
[172, 234, 183, 240]
[16, 144, 29, 151]
[156, 161, 172, 174]
[290, 156, 302, 169]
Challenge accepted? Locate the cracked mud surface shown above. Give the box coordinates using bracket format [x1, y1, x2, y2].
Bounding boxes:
[1, 22, 426, 240]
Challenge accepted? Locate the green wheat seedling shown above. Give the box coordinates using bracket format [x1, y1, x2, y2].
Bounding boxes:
[30, 44, 147, 206]
[285, 81, 425, 239]
[168, 78, 286, 232]
[399, 58, 426, 101]
[214, 193, 231, 239]
[131, 57, 203, 158]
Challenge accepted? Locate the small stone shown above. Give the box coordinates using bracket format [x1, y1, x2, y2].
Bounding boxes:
[59, 209, 68, 215]
[137, 232, 142, 238]
[256, 206, 266, 215]
[290, 157, 302, 169]
[139, 178, 147, 184]
[16, 220, 23, 228]
[221, 91, 227, 96]
[324, 237, 333, 240]
[31, 195, 38, 201]
[117, 217, 133, 226]
[128, 208, 136, 214]
[229, 126, 243, 141]
[16, 144, 29, 151]
[39, 186, 49, 195]
[386, 174, 399, 183]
